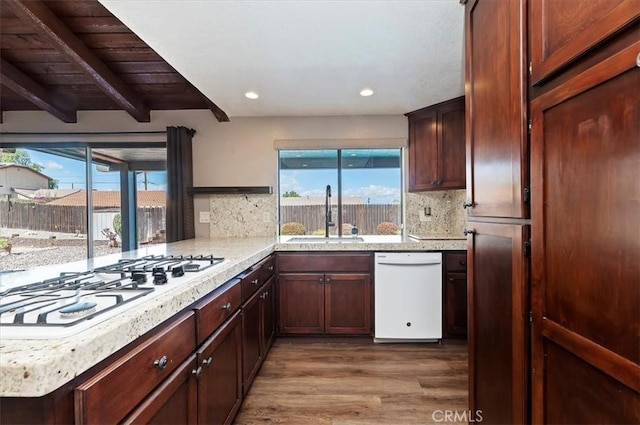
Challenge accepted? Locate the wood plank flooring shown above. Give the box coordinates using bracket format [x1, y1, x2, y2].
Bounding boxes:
[234, 339, 468, 424]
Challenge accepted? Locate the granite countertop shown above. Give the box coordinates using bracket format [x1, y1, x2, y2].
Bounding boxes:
[0, 235, 466, 397]
[276, 234, 466, 251]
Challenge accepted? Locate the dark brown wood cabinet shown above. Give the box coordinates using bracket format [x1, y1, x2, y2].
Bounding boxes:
[260, 277, 276, 352]
[241, 288, 262, 393]
[407, 96, 466, 192]
[529, 0, 639, 84]
[74, 312, 197, 424]
[466, 0, 639, 423]
[324, 273, 371, 334]
[241, 257, 276, 394]
[277, 253, 372, 336]
[278, 272, 324, 334]
[122, 355, 198, 425]
[443, 251, 467, 338]
[466, 222, 530, 425]
[530, 12, 640, 424]
[196, 311, 242, 425]
[465, 0, 528, 219]
[464, 0, 531, 422]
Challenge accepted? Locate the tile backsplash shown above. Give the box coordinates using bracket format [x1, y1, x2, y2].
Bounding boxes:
[209, 194, 277, 237]
[405, 189, 467, 237]
[208, 190, 466, 238]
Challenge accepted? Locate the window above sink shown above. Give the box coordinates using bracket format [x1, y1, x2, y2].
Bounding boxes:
[278, 148, 403, 238]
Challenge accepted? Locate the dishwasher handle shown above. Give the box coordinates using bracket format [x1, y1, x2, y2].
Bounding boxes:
[376, 257, 441, 266]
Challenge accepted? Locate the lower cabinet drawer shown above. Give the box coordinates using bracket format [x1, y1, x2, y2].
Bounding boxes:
[278, 253, 372, 273]
[193, 281, 242, 344]
[74, 312, 196, 424]
[241, 267, 263, 302]
[445, 252, 467, 273]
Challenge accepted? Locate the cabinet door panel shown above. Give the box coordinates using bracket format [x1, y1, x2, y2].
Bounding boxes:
[198, 312, 242, 425]
[531, 44, 640, 422]
[261, 277, 276, 352]
[467, 222, 529, 424]
[409, 110, 439, 191]
[465, 0, 528, 218]
[438, 102, 466, 189]
[241, 290, 262, 393]
[278, 273, 325, 334]
[324, 273, 371, 335]
[122, 356, 197, 425]
[445, 272, 467, 337]
[530, 0, 640, 84]
[74, 312, 196, 425]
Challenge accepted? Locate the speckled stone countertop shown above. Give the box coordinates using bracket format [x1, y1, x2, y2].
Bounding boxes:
[275, 234, 467, 251]
[0, 235, 466, 397]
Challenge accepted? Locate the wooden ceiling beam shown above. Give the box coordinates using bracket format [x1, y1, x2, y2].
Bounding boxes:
[191, 85, 229, 122]
[0, 57, 77, 123]
[202, 96, 230, 122]
[4, 0, 150, 122]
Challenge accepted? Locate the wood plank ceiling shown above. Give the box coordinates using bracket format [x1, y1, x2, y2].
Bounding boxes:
[0, 0, 229, 124]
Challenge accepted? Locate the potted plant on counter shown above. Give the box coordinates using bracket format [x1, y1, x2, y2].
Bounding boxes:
[0, 237, 12, 254]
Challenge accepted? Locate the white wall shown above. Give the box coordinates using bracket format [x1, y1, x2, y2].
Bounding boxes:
[1, 110, 407, 236]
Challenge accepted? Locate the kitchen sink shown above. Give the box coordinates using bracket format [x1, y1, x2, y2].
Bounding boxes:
[285, 236, 365, 243]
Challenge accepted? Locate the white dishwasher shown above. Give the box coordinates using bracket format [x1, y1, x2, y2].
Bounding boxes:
[374, 252, 442, 342]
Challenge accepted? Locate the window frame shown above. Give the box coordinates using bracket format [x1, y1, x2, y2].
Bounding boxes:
[277, 147, 404, 237]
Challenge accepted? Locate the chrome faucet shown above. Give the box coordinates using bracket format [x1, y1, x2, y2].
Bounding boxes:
[325, 184, 334, 237]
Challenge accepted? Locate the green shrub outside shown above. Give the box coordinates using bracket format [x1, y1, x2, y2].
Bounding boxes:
[113, 214, 122, 236]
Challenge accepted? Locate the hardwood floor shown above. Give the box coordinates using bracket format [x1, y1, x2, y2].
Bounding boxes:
[234, 339, 468, 424]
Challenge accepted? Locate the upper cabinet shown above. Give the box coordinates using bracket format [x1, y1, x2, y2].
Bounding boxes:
[529, 0, 640, 84]
[407, 96, 466, 192]
[465, 0, 529, 219]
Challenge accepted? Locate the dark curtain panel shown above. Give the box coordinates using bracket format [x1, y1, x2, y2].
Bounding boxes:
[166, 126, 196, 242]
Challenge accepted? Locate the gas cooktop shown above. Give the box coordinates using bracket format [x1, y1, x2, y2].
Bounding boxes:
[0, 255, 225, 339]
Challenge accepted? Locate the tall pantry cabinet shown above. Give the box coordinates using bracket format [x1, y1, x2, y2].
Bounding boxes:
[464, 0, 640, 423]
[464, 1, 530, 423]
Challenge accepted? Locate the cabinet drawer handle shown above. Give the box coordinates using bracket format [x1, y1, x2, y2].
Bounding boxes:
[463, 202, 474, 209]
[251, 279, 259, 285]
[449, 277, 455, 282]
[153, 355, 169, 370]
[222, 302, 232, 311]
[463, 229, 474, 236]
[192, 366, 202, 378]
[325, 278, 330, 282]
[202, 357, 213, 367]
[267, 265, 274, 271]
[319, 278, 323, 283]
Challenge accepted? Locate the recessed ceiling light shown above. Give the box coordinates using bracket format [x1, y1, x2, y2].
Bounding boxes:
[245, 91, 259, 99]
[360, 88, 374, 97]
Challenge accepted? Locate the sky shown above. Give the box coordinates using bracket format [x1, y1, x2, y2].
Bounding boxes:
[279, 168, 401, 204]
[20, 149, 399, 202]
[25, 149, 167, 191]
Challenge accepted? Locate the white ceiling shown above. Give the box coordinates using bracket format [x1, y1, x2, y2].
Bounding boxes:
[98, 0, 465, 118]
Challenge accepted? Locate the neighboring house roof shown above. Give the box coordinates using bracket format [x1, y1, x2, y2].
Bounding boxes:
[0, 163, 53, 181]
[33, 189, 81, 200]
[47, 190, 166, 208]
[280, 196, 365, 205]
[12, 188, 37, 199]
